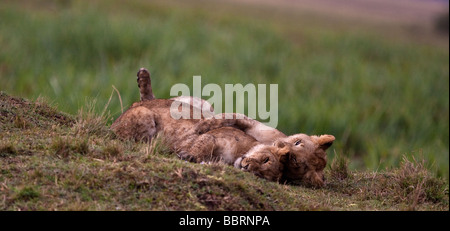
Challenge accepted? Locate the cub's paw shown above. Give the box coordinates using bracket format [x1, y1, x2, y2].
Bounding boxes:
[177, 151, 198, 163]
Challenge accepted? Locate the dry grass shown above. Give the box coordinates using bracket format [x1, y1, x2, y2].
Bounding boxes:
[391, 157, 448, 208]
[330, 151, 350, 181]
[50, 136, 90, 158]
[0, 141, 17, 157]
[71, 99, 112, 137]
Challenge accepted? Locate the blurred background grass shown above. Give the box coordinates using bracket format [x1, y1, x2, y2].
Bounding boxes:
[0, 0, 448, 178]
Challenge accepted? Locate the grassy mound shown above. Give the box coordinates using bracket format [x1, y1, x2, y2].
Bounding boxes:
[0, 93, 447, 210]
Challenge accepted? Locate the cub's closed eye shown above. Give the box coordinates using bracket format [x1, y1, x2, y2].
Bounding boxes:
[294, 140, 302, 146]
[263, 157, 269, 164]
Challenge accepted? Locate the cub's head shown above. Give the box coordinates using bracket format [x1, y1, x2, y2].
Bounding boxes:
[234, 143, 290, 182]
[277, 134, 335, 188]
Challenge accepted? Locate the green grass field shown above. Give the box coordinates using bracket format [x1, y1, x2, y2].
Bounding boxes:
[0, 0, 448, 181]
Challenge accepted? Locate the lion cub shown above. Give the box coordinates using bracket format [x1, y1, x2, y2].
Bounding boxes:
[276, 134, 335, 188]
[194, 114, 335, 187]
[178, 127, 290, 182]
[234, 142, 290, 182]
[113, 68, 335, 186]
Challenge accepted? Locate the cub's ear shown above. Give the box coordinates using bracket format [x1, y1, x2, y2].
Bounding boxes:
[317, 135, 335, 150]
